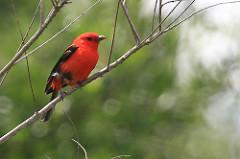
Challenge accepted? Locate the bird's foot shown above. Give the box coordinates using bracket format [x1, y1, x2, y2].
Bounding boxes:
[59, 91, 67, 101]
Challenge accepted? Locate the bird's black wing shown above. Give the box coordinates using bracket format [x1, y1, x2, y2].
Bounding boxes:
[45, 45, 79, 94]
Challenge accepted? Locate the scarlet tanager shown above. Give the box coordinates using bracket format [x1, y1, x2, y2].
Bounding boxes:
[42, 32, 106, 122]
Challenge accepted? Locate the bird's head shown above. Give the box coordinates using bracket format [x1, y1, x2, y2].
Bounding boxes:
[73, 32, 106, 50]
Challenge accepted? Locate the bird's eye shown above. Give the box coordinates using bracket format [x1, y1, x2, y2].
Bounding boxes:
[87, 37, 93, 41]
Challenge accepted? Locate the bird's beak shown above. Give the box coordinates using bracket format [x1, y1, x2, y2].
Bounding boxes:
[98, 35, 106, 41]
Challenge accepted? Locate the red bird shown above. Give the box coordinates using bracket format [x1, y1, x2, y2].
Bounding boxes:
[42, 32, 106, 121]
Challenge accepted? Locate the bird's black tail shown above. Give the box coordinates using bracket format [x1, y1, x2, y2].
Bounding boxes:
[41, 91, 58, 122]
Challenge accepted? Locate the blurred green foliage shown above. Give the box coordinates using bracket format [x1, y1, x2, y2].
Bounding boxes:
[0, 0, 237, 159]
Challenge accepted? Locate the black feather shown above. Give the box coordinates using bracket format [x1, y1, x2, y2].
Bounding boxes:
[45, 45, 79, 94]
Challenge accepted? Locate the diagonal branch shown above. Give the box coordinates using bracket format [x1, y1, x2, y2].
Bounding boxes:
[107, 0, 120, 67]
[39, 0, 45, 27]
[0, 42, 146, 144]
[120, 0, 141, 44]
[0, 0, 71, 78]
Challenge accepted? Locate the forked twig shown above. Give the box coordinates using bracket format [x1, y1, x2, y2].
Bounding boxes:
[0, 72, 8, 86]
[10, 0, 36, 102]
[0, 0, 71, 78]
[150, 0, 240, 43]
[166, 0, 196, 29]
[120, 0, 141, 44]
[1, 0, 40, 87]
[148, 0, 182, 41]
[107, 0, 120, 67]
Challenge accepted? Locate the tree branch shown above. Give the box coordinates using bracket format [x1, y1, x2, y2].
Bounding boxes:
[0, 42, 146, 144]
[0, 0, 71, 78]
[149, 0, 240, 43]
[107, 0, 120, 67]
[120, 0, 141, 44]
[158, 0, 162, 31]
[39, 0, 45, 27]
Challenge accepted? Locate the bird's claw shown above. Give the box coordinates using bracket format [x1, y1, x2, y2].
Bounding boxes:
[59, 91, 67, 101]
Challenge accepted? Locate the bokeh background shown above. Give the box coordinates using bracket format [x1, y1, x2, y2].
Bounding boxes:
[1, 0, 240, 159]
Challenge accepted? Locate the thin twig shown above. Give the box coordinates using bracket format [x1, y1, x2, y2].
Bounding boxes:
[107, 0, 120, 68]
[72, 138, 88, 159]
[111, 155, 131, 159]
[64, 111, 81, 159]
[162, 0, 183, 7]
[18, 0, 41, 51]
[0, 0, 71, 78]
[0, 0, 40, 88]
[120, 0, 141, 44]
[152, 0, 158, 31]
[39, 0, 45, 27]
[148, 0, 182, 40]
[159, 0, 162, 31]
[167, 0, 240, 31]
[151, 0, 240, 43]
[0, 72, 8, 86]
[158, 0, 182, 29]
[10, 0, 36, 102]
[166, 0, 196, 29]
[15, 0, 103, 64]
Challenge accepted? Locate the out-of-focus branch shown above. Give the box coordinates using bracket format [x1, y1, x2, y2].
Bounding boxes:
[120, 0, 141, 44]
[72, 138, 131, 159]
[72, 139, 89, 159]
[111, 155, 131, 159]
[0, 0, 71, 78]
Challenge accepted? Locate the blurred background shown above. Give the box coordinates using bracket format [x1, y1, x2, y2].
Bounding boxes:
[1, 0, 240, 158]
